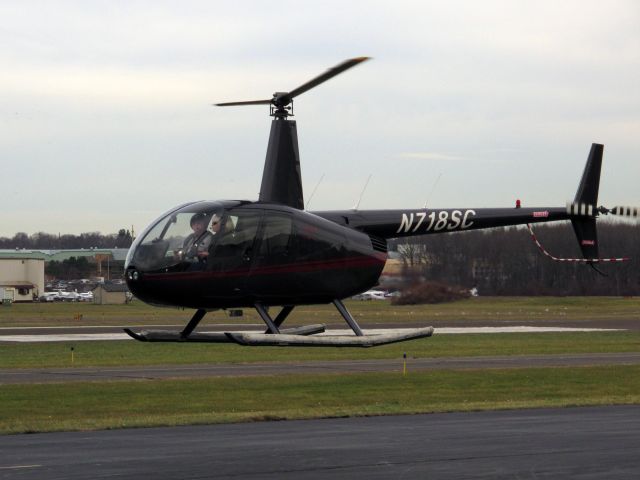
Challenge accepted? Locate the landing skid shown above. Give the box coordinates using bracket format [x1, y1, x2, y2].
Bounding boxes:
[124, 300, 434, 348]
[226, 327, 434, 347]
[124, 324, 326, 342]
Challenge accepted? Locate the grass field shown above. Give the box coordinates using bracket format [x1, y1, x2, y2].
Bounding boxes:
[1, 366, 639, 434]
[2, 331, 639, 369]
[1, 297, 639, 434]
[1, 296, 639, 328]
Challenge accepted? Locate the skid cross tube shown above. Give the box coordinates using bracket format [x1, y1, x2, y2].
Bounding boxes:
[333, 299, 364, 336]
[263, 305, 295, 334]
[180, 309, 207, 339]
[255, 303, 281, 334]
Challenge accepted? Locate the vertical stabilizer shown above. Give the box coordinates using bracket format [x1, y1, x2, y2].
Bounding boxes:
[570, 143, 603, 260]
[574, 143, 603, 206]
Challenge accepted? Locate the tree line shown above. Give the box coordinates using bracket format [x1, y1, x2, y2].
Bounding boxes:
[389, 222, 640, 296]
[46, 257, 92, 279]
[0, 229, 134, 250]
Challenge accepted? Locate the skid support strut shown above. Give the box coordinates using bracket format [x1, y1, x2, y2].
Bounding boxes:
[333, 299, 363, 336]
[262, 305, 295, 334]
[180, 309, 207, 339]
[254, 303, 281, 334]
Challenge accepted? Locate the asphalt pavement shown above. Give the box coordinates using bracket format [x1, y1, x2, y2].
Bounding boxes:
[1, 406, 638, 479]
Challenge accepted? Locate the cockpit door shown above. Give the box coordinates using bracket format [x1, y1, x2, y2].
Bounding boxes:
[246, 211, 295, 297]
[207, 209, 262, 296]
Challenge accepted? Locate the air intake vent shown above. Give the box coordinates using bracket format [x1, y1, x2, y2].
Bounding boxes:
[369, 235, 387, 253]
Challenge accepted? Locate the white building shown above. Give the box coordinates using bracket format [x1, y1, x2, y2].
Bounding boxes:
[0, 258, 45, 302]
[92, 283, 130, 304]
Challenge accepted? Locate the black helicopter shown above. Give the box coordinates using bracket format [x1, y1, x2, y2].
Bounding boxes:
[124, 57, 636, 347]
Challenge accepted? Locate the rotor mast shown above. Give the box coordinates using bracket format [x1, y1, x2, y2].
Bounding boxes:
[215, 57, 370, 209]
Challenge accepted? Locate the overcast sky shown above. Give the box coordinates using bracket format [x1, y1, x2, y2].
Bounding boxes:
[1, 0, 639, 237]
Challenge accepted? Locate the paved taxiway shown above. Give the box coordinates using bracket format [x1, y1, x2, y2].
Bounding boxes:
[1, 406, 638, 479]
[0, 325, 622, 342]
[2, 352, 640, 384]
[2, 313, 639, 335]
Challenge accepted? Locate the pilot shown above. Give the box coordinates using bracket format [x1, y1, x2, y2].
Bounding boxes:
[182, 213, 214, 261]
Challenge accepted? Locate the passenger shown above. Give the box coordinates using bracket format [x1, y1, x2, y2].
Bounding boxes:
[210, 214, 235, 236]
[224, 217, 236, 236]
[210, 214, 223, 236]
[182, 213, 214, 261]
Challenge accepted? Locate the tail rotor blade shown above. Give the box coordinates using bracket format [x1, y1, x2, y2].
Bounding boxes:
[611, 206, 640, 219]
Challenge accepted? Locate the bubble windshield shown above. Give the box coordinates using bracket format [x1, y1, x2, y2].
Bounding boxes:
[128, 202, 228, 272]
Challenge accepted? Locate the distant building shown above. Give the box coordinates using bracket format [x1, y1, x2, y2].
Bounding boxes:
[377, 251, 407, 289]
[92, 283, 130, 305]
[0, 258, 45, 302]
[0, 248, 130, 281]
[0, 248, 129, 262]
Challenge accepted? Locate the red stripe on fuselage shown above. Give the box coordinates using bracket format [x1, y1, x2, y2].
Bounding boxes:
[142, 254, 386, 282]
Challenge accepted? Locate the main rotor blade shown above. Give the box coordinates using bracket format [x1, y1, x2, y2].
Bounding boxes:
[214, 57, 370, 111]
[214, 99, 272, 107]
[286, 56, 370, 100]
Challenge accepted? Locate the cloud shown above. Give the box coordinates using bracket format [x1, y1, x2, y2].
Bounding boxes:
[0, 0, 638, 235]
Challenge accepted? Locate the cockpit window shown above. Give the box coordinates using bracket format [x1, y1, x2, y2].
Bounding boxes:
[130, 202, 225, 272]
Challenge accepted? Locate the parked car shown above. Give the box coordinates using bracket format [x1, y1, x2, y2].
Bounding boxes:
[39, 292, 57, 302]
[352, 290, 388, 301]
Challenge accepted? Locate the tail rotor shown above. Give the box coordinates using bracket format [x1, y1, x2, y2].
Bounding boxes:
[528, 143, 635, 272]
[605, 206, 640, 219]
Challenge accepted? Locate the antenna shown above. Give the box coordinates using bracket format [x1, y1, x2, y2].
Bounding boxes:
[423, 172, 442, 209]
[305, 174, 325, 210]
[353, 174, 372, 210]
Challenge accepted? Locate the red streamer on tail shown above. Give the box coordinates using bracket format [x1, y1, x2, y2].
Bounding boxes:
[526, 224, 630, 263]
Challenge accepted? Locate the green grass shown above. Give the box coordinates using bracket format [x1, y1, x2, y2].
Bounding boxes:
[1, 296, 639, 328]
[0, 300, 196, 327]
[2, 297, 639, 435]
[2, 332, 639, 369]
[1, 365, 639, 434]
